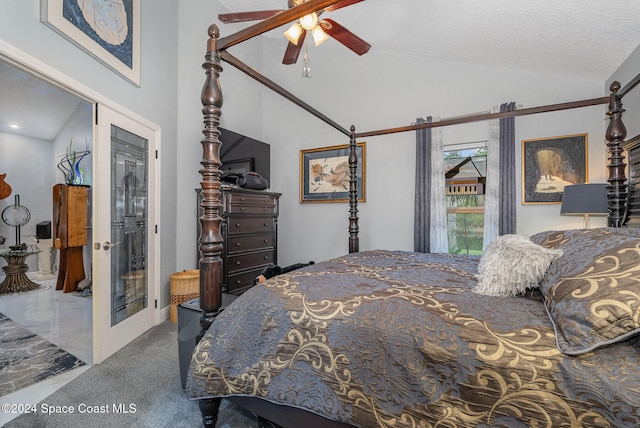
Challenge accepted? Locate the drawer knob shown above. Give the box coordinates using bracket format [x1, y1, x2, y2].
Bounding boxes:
[236, 280, 241, 284]
[263, 239, 268, 243]
[264, 256, 268, 260]
[235, 242, 240, 246]
[236, 223, 241, 227]
[264, 223, 268, 227]
[236, 261, 241, 265]
[241, 207, 245, 211]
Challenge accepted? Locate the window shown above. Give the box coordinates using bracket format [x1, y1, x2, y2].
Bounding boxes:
[444, 144, 487, 255]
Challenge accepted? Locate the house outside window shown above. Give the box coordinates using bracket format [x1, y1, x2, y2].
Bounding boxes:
[444, 144, 487, 255]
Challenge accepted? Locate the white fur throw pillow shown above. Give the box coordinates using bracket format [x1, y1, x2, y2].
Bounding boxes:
[474, 234, 563, 297]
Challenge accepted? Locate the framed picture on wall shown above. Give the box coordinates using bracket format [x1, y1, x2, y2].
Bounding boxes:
[41, 0, 141, 86]
[300, 142, 366, 203]
[522, 133, 588, 204]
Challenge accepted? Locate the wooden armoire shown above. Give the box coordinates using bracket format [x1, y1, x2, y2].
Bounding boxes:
[53, 183, 88, 292]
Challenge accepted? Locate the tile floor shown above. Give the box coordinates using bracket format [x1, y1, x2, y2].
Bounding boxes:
[0, 271, 93, 426]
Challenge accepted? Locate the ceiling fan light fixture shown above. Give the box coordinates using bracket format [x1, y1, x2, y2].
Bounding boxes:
[299, 12, 318, 31]
[284, 23, 303, 44]
[311, 26, 329, 46]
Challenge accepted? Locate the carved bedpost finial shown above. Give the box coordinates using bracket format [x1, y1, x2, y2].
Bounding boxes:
[348, 125, 359, 253]
[605, 80, 627, 227]
[208, 24, 220, 39]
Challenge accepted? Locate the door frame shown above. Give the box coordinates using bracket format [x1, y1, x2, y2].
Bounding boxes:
[0, 40, 162, 364]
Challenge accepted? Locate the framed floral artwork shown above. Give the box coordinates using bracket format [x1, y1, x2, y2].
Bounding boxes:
[300, 142, 366, 203]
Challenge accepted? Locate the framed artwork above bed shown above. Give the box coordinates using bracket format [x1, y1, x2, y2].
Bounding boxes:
[522, 133, 588, 204]
[300, 142, 366, 203]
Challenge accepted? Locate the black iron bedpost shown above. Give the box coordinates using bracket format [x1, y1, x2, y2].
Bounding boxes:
[605, 81, 627, 227]
[348, 125, 359, 253]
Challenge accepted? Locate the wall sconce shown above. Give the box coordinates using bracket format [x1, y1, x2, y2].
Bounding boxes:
[560, 183, 608, 228]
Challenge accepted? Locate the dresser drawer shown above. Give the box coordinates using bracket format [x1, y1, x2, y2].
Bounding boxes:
[226, 204, 277, 215]
[227, 234, 274, 254]
[227, 249, 274, 274]
[224, 193, 278, 214]
[227, 217, 275, 235]
[227, 267, 265, 294]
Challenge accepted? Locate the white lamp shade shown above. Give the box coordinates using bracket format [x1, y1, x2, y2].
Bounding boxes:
[284, 23, 303, 44]
[299, 13, 318, 30]
[311, 26, 329, 46]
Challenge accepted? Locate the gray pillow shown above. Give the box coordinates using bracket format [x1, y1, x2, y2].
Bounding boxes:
[531, 228, 640, 355]
[474, 234, 563, 297]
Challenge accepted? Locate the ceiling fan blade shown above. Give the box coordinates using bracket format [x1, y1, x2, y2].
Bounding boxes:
[218, 10, 284, 23]
[320, 19, 371, 55]
[282, 29, 307, 64]
[324, 0, 365, 12]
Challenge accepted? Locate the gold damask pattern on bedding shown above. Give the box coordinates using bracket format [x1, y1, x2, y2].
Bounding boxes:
[186, 250, 640, 428]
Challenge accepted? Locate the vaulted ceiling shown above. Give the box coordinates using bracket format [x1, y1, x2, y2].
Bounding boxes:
[218, 0, 640, 80]
[2, 1, 639, 141]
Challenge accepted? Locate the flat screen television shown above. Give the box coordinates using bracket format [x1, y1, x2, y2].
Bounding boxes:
[219, 127, 270, 185]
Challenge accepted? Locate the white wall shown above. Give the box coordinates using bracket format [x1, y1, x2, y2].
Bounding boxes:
[175, 0, 266, 270]
[174, 3, 621, 269]
[1, 0, 179, 308]
[0, 132, 54, 265]
[4, 1, 627, 287]
[258, 40, 607, 265]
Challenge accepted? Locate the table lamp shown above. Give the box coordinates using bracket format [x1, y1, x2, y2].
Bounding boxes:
[560, 183, 608, 228]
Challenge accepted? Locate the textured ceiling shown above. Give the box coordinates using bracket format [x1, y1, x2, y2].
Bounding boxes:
[218, 0, 640, 80]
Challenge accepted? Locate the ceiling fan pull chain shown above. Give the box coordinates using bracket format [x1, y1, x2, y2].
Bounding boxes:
[302, 39, 312, 78]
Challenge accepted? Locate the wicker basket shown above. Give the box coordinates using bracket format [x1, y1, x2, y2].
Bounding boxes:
[170, 269, 199, 323]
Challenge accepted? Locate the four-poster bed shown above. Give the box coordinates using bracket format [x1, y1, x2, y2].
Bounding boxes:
[187, 1, 640, 426]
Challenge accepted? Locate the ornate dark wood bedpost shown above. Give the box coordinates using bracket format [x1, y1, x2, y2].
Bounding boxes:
[198, 24, 224, 340]
[196, 24, 224, 428]
[605, 81, 627, 227]
[348, 125, 359, 253]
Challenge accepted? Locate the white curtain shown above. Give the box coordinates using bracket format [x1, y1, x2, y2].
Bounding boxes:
[483, 106, 501, 249]
[429, 121, 448, 253]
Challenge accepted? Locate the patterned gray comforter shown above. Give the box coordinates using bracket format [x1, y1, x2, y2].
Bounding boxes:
[186, 250, 640, 427]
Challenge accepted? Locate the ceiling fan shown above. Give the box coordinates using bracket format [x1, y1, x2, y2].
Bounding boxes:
[218, 0, 371, 65]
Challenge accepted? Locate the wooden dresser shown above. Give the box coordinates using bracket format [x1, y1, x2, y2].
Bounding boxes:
[197, 186, 281, 294]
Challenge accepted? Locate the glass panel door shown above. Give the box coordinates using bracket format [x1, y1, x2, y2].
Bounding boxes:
[110, 125, 148, 325]
[93, 104, 158, 363]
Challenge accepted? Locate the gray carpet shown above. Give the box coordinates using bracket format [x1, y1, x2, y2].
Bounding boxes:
[0, 312, 85, 397]
[5, 320, 258, 427]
